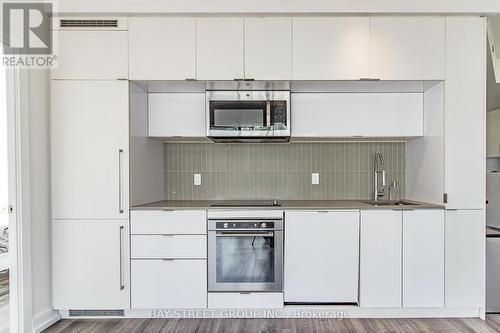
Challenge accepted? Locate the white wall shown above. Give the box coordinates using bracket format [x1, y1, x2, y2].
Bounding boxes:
[0, 65, 7, 226]
[488, 44, 500, 111]
[27, 69, 53, 326]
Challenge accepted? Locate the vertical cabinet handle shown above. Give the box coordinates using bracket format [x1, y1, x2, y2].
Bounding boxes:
[119, 225, 124, 290]
[118, 149, 124, 214]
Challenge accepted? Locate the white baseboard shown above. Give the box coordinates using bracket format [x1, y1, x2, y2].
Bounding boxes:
[58, 306, 482, 320]
[33, 310, 61, 333]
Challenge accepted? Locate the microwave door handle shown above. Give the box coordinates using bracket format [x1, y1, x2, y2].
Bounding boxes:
[266, 100, 271, 128]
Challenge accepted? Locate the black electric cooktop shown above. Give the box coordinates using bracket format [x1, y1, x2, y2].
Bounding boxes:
[210, 200, 281, 207]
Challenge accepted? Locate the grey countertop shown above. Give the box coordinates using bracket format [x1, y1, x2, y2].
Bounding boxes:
[131, 199, 444, 210]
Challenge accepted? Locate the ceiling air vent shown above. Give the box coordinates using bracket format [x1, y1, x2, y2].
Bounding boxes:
[60, 19, 118, 28]
[69, 310, 124, 317]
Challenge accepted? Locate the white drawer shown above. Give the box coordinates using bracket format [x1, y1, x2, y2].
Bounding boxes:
[131, 259, 207, 309]
[131, 235, 206, 259]
[208, 292, 283, 309]
[131, 210, 206, 235]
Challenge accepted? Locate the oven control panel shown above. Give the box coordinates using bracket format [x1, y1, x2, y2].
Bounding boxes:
[216, 221, 275, 230]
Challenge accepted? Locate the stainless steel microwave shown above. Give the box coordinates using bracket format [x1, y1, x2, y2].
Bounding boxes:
[206, 90, 290, 142]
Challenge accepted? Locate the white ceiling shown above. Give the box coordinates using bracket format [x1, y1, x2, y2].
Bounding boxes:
[56, 0, 500, 15]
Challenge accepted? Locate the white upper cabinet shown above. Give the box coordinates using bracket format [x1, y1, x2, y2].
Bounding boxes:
[244, 18, 292, 80]
[148, 93, 206, 137]
[129, 17, 196, 80]
[196, 18, 244, 80]
[292, 17, 370, 80]
[370, 17, 445, 80]
[51, 81, 129, 219]
[444, 17, 486, 210]
[292, 92, 423, 138]
[52, 30, 128, 80]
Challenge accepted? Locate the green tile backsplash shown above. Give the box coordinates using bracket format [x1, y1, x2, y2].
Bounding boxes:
[163, 142, 406, 200]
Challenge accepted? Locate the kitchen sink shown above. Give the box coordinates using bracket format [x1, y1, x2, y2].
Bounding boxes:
[363, 200, 418, 206]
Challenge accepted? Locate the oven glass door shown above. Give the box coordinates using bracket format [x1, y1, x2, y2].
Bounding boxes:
[209, 230, 283, 292]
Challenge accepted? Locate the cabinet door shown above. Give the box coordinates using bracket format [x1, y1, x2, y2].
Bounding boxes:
[291, 93, 423, 138]
[129, 17, 196, 80]
[360, 210, 402, 308]
[148, 93, 205, 137]
[244, 18, 292, 80]
[284, 211, 359, 303]
[445, 210, 484, 308]
[292, 17, 369, 80]
[403, 210, 444, 308]
[53, 220, 130, 309]
[131, 259, 207, 309]
[196, 18, 244, 80]
[370, 17, 445, 80]
[445, 17, 486, 210]
[51, 81, 129, 219]
[52, 31, 128, 80]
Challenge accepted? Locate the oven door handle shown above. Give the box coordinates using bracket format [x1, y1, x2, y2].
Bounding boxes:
[216, 232, 274, 237]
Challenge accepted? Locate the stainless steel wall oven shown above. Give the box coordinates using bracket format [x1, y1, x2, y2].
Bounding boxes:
[208, 211, 283, 292]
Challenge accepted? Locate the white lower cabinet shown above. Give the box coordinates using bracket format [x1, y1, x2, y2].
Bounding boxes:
[131, 259, 207, 309]
[360, 210, 402, 308]
[403, 210, 445, 308]
[284, 210, 359, 303]
[52, 220, 130, 309]
[130, 209, 208, 309]
[445, 210, 484, 308]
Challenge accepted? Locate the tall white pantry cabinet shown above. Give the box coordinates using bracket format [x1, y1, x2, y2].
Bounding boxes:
[444, 17, 486, 311]
[51, 20, 131, 309]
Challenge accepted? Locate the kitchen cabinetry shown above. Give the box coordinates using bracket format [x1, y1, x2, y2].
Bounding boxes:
[244, 18, 292, 80]
[444, 17, 486, 210]
[487, 109, 500, 158]
[360, 210, 402, 308]
[370, 17, 445, 80]
[52, 30, 128, 80]
[130, 210, 207, 309]
[52, 220, 129, 309]
[196, 18, 244, 80]
[445, 210, 484, 308]
[148, 93, 205, 137]
[291, 93, 423, 138]
[403, 210, 444, 308]
[129, 17, 196, 80]
[132, 260, 207, 309]
[284, 210, 359, 303]
[51, 80, 129, 219]
[292, 17, 369, 80]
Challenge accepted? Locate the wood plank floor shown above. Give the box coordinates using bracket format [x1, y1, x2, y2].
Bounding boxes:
[0, 270, 9, 333]
[43, 314, 500, 333]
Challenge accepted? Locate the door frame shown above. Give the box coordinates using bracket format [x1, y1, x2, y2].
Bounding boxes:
[7, 67, 33, 333]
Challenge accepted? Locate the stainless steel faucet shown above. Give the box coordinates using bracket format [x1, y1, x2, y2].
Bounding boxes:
[373, 151, 386, 201]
